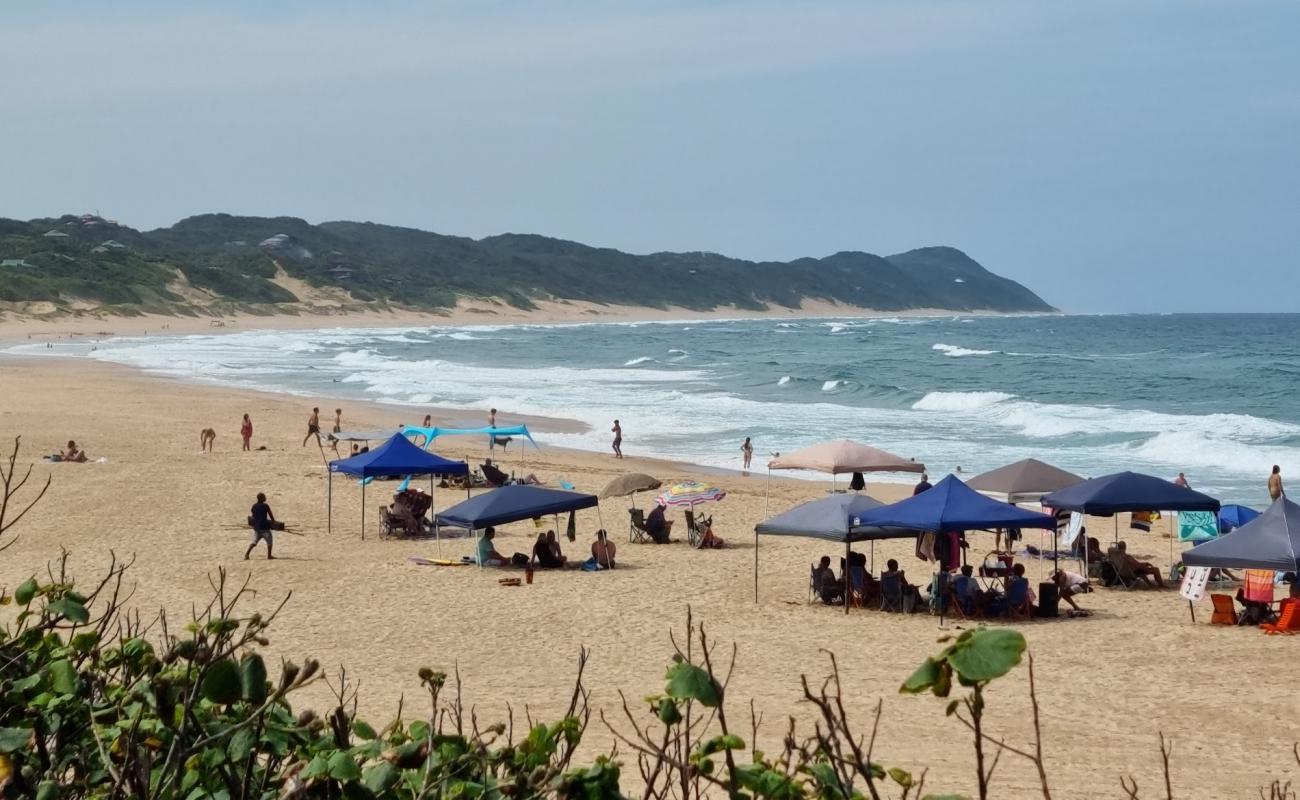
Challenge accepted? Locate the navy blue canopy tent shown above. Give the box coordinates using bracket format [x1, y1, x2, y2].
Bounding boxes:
[1040, 471, 1220, 515]
[436, 485, 599, 530]
[1219, 504, 1261, 533]
[1183, 497, 1300, 572]
[853, 475, 1058, 533]
[327, 433, 468, 538]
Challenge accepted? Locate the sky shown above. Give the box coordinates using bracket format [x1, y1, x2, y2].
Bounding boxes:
[2, 1, 1297, 312]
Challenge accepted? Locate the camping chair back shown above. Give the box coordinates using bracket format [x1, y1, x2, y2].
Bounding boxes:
[1262, 597, 1300, 634]
[684, 509, 700, 547]
[377, 507, 397, 539]
[1209, 593, 1238, 626]
[481, 462, 508, 487]
[950, 577, 975, 619]
[629, 508, 650, 544]
[848, 566, 869, 608]
[1106, 548, 1143, 588]
[1005, 577, 1032, 619]
[880, 572, 903, 612]
[808, 564, 818, 604]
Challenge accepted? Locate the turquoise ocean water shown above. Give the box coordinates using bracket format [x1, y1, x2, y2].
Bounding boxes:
[14, 313, 1299, 505]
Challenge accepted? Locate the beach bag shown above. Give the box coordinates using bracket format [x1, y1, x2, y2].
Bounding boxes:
[510, 553, 530, 567]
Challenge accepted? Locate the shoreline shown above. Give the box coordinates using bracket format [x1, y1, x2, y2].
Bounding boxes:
[0, 297, 1046, 344]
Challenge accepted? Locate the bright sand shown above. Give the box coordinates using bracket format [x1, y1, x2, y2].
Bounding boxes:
[0, 352, 1294, 798]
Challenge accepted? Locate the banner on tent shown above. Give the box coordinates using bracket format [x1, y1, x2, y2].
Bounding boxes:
[1177, 511, 1219, 542]
[1179, 566, 1211, 601]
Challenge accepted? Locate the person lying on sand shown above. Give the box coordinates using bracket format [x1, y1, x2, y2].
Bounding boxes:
[62, 440, 88, 463]
[477, 527, 508, 566]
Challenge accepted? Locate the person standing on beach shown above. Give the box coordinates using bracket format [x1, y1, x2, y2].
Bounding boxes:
[1270, 465, 1285, 501]
[422, 414, 432, 428]
[741, 437, 753, 470]
[302, 407, 320, 447]
[488, 408, 497, 428]
[333, 408, 343, 434]
[245, 492, 275, 560]
[913, 473, 932, 495]
[241, 414, 253, 451]
[1174, 472, 1190, 488]
[611, 420, 623, 458]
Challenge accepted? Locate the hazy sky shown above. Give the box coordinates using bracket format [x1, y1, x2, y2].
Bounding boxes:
[3, 1, 1297, 312]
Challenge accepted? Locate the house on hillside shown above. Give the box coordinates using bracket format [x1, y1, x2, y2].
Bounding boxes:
[0, 258, 30, 268]
[101, 239, 127, 249]
[43, 229, 70, 238]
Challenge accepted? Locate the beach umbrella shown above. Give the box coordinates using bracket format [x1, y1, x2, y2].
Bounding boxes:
[1219, 504, 1261, 533]
[656, 480, 726, 508]
[966, 458, 1083, 504]
[768, 439, 924, 475]
[599, 473, 663, 499]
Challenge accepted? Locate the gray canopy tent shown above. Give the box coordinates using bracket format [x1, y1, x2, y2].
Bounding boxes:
[754, 493, 911, 612]
[1183, 497, 1300, 572]
[966, 458, 1084, 504]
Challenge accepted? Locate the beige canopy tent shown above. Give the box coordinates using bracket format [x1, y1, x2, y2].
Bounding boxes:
[965, 458, 1084, 504]
[768, 439, 925, 476]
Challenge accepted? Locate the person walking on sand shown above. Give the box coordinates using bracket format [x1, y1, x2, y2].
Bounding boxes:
[1174, 472, 1190, 488]
[302, 407, 320, 447]
[741, 437, 753, 470]
[611, 420, 623, 459]
[1270, 465, 1285, 501]
[333, 408, 343, 434]
[240, 414, 253, 451]
[245, 492, 276, 560]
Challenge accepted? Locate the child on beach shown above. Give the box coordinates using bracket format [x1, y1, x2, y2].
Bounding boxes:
[241, 414, 253, 451]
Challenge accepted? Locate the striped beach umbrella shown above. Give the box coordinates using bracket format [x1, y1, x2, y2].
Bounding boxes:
[656, 480, 726, 508]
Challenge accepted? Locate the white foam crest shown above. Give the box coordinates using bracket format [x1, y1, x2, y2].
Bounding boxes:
[1117, 431, 1300, 476]
[822, 380, 841, 392]
[933, 343, 998, 357]
[912, 391, 1016, 412]
[623, 356, 655, 366]
[777, 376, 792, 386]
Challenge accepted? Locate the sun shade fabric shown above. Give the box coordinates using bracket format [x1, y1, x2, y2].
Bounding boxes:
[767, 439, 924, 475]
[599, 473, 663, 499]
[403, 424, 539, 449]
[655, 481, 726, 507]
[1040, 471, 1220, 515]
[328, 429, 402, 442]
[853, 474, 1057, 533]
[966, 458, 1084, 503]
[1219, 504, 1261, 532]
[329, 433, 469, 478]
[755, 493, 902, 542]
[1182, 497, 1300, 572]
[435, 485, 599, 530]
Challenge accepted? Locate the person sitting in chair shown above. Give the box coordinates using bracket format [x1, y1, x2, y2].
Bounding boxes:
[696, 521, 725, 549]
[646, 502, 670, 544]
[1116, 541, 1166, 588]
[812, 556, 843, 605]
[477, 527, 508, 566]
[952, 564, 982, 613]
[391, 492, 423, 534]
[882, 559, 922, 607]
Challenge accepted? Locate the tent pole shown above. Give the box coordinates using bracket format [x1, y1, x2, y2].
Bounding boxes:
[844, 539, 851, 615]
[327, 471, 332, 535]
[361, 481, 366, 541]
[753, 525, 759, 604]
[764, 467, 771, 518]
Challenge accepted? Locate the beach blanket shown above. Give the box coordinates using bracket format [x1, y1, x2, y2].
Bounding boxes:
[1245, 570, 1275, 604]
[1177, 511, 1219, 542]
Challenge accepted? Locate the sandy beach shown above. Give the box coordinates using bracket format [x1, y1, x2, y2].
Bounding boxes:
[0, 352, 1295, 798]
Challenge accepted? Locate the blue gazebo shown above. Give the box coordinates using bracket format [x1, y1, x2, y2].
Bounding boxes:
[328, 433, 468, 538]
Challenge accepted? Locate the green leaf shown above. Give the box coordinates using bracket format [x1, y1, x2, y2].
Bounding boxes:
[947, 629, 1026, 683]
[35, 783, 59, 800]
[200, 659, 242, 705]
[14, 578, 37, 606]
[327, 750, 362, 781]
[48, 598, 89, 624]
[888, 767, 914, 788]
[900, 657, 942, 694]
[363, 762, 400, 793]
[665, 661, 722, 707]
[352, 719, 377, 740]
[228, 728, 255, 762]
[239, 654, 268, 704]
[657, 698, 682, 726]
[700, 734, 745, 755]
[0, 727, 33, 753]
[70, 632, 100, 653]
[47, 659, 77, 695]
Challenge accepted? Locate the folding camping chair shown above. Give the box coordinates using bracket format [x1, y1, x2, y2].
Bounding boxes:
[880, 572, 904, 613]
[684, 510, 709, 548]
[377, 507, 400, 539]
[1209, 593, 1238, 625]
[808, 563, 818, 604]
[481, 462, 510, 487]
[847, 566, 872, 609]
[1106, 548, 1149, 589]
[1262, 598, 1300, 634]
[629, 509, 651, 544]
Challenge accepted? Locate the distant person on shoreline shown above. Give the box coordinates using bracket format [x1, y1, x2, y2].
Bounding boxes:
[333, 408, 343, 434]
[199, 427, 216, 453]
[488, 408, 497, 428]
[913, 473, 932, 495]
[1270, 465, 1284, 501]
[741, 437, 753, 470]
[422, 414, 432, 428]
[1174, 472, 1190, 488]
[245, 492, 275, 560]
[302, 407, 320, 447]
[241, 414, 253, 451]
[611, 420, 623, 459]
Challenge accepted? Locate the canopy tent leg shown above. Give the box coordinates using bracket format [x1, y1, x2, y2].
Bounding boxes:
[753, 526, 759, 603]
[327, 471, 332, 536]
[1187, 599, 1196, 623]
[361, 481, 366, 541]
[432, 474, 441, 558]
[844, 540, 851, 615]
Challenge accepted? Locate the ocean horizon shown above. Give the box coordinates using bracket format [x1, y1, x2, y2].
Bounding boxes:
[13, 311, 1298, 506]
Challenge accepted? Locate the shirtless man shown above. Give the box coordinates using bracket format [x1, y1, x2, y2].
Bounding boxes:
[62, 440, 88, 463]
[1270, 465, 1284, 501]
[611, 420, 623, 459]
[302, 407, 321, 447]
[591, 529, 617, 568]
[199, 428, 216, 453]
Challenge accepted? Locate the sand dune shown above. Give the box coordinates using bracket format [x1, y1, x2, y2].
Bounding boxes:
[0, 357, 1293, 798]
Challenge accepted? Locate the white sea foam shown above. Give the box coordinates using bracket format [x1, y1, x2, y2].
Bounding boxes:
[777, 376, 792, 386]
[822, 380, 841, 392]
[913, 392, 1016, 412]
[932, 343, 998, 357]
[623, 356, 654, 366]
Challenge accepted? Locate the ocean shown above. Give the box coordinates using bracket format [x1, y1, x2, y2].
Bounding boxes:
[14, 313, 1299, 505]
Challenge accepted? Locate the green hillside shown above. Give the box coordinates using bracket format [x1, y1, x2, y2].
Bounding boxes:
[0, 213, 1055, 316]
